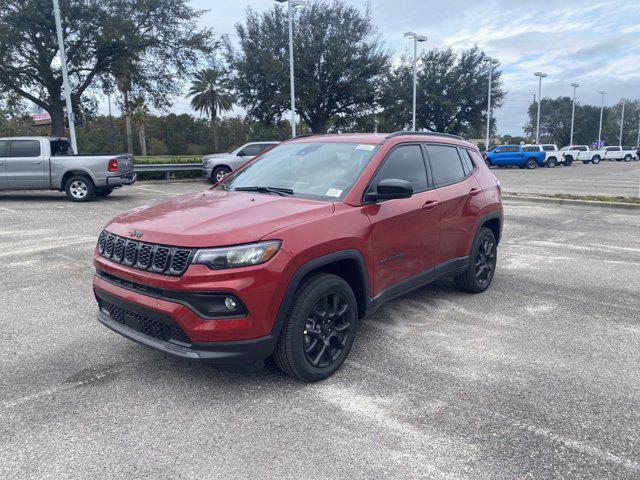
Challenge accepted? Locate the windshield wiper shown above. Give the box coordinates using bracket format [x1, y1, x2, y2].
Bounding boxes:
[234, 186, 294, 196]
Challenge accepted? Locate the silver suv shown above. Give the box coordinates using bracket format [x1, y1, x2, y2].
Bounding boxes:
[202, 142, 280, 182]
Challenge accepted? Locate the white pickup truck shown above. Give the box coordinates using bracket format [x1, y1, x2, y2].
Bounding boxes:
[553, 145, 601, 165]
[0, 136, 135, 201]
[524, 144, 569, 167]
[591, 146, 637, 162]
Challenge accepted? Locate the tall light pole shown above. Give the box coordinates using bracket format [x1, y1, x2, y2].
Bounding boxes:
[597, 91, 607, 146]
[276, 0, 306, 138]
[533, 72, 547, 144]
[569, 83, 579, 146]
[484, 57, 499, 150]
[52, 0, 78, 153]
[619, 100, 625, 146]
[404, 32, 427, 131]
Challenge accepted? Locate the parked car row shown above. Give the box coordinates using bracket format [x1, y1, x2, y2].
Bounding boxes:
[484, 143, 639, 169]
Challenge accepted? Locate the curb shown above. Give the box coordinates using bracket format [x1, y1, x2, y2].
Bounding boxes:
[502, 194, 640, 210]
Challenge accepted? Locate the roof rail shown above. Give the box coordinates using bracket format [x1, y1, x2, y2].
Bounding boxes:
[385, 131, 463, 141]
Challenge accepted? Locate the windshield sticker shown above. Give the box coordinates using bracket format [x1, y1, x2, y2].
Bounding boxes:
[326, 188, 343, 197]
[355, 144, 375, 151]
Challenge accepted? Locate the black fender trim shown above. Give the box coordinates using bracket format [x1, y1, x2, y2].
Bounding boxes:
[271, 249, 371, 340]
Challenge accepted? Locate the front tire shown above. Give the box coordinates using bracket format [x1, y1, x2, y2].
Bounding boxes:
[546, 157, 557, 168]
[563, 157, 573, 166]
[624, 154, 632, 162]
[455, 228, 497, 294]
[65, 175, 95, 202]
[212, 166, 231, 183]
[592, 156, 601, 164]
[274, 273, 358, 382]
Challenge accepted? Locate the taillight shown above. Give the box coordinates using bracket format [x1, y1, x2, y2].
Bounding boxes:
[108, 158, 118, 172]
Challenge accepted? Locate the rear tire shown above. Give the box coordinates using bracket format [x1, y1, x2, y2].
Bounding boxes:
[455, 228, 497, 294]
[563, 157, 572, 166]
[65, 175, 95, 202]
[624, 154, 632, 162]
[274, 273, 358, 382]
[546, 157, 557, 168]
[525, 158, 537, 169]
[592, 156, 601, 164]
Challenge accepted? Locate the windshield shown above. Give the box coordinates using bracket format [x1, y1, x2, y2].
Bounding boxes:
[218, 142, 379, 201]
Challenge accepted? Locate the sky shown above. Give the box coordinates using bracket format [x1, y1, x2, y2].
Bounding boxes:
[170, 0, 640, 136]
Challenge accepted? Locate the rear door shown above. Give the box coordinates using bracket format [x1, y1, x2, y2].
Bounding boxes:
[0, 140, 8, 188]
[5, 140, 46, 189]
[425, 144, 485, 265]
[363, 143, 441, 296]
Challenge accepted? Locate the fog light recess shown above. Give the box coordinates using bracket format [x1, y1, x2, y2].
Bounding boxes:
[224, 297, 237, 311]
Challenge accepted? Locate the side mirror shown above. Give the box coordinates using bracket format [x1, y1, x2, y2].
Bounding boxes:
[366, 178, 413, 202]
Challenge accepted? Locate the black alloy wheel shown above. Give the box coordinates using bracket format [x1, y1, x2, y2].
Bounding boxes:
[475, 237, 496, 289]
[302, 292, 352, 368]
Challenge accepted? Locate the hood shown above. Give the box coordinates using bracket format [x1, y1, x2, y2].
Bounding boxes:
[105, 189, 335, 247]
[203, 153, 233, 161]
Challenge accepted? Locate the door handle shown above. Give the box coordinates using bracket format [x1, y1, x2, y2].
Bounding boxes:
[422, 200, 439, 211]
[469, 188, 481, 196]
[31, 161, 41, 165]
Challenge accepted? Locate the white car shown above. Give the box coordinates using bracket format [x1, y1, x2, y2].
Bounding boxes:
[202, 141, 280, 182]
[556, 145, 600, 165]
[591, 146, 636, 162]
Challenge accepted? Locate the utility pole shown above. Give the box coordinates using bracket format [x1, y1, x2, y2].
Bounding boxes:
[484, 57, 499, 149]
[619, 100, 625, 146]
[597, 91, 607, 146]
[52, 0, 78, 153]
[534, 72, 547, 144]
[569, 83, 579, 146]
[404, 32, 427, 131]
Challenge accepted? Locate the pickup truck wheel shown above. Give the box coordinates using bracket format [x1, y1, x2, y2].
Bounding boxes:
[624, 154, 632, 162]
[212, 166, 231, 183]
[591, 156, 601, 164]
[96, 189, 114, 197]
[455, 227, 497, 294]
[65, 176, 95, 202]
[274, 273, 358, 382]
[525, 158, 537, 169]
[546, 157, 557, 168]
[563, 158, 572, 166]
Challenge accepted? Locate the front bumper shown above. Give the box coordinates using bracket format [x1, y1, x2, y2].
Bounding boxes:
[95, 287, 277, 364]
[203, 166, 213, 178]
[107, 172, 137, 188]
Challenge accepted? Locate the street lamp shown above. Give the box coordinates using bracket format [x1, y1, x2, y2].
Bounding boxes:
[533, 72, 547, 144]
[619, 99, 625, 146]
[484, 57, 499, 150]
[275, 0, 306, 138]
[52, 0, 78, 153]
[404, 32, 427, 131]
[569, 83, 579, 146]
[597, 90, 607, 146]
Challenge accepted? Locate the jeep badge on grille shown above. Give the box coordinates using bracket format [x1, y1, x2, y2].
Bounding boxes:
[129, 230, 143, 238]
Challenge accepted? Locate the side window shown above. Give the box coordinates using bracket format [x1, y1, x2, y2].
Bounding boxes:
[239, 144, 263, 157]
[257, 144, 275, 154]
[460, 149, 475, 175]
[426, 144, 466, 187]
[469, 150, 485, 166]
[579, 147, 587, 151]
[10, 140, 41, 157]
[369, 145, 428, 192]
[0, 140, 8, 157]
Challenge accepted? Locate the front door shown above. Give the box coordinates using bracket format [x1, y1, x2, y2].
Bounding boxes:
[5, 140, 45, 189]
[363, 144, 441, 297]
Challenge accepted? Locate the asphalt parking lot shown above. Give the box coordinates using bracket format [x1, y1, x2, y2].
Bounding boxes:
[1, 182, 639, 479]
[492, 160, 640, 198]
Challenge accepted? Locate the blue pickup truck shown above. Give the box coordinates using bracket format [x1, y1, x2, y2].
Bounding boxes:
[485, 145, 546, 169]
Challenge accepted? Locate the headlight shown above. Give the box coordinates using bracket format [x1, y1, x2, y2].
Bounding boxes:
[192, 241, 281, 270]
[203, 158, 212, 166]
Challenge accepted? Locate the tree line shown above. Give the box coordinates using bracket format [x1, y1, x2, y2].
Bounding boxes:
[1, 0, 633, 156]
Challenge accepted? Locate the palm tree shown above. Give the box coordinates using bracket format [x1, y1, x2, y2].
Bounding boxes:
[188, 68, 233, 152]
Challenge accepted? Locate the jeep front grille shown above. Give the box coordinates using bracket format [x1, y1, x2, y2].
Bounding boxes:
[97, 231, 193, 276]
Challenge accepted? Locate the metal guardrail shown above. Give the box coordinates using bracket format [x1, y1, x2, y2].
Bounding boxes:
[134, 163, 203, 182]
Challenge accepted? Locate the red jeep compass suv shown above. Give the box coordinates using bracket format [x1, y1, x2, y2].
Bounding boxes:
[93, 132, 502, 382]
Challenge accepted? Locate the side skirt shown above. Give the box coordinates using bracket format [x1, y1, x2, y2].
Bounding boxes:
[369, 256, 469, 311]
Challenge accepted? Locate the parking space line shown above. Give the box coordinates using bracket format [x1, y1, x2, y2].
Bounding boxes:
[0, 206, 16, 213]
